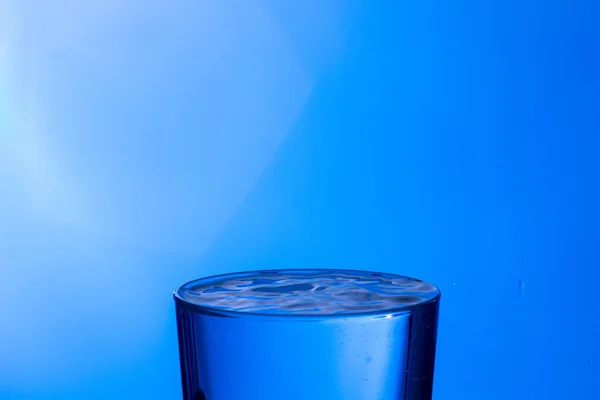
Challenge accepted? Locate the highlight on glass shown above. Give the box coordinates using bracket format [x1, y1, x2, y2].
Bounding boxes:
[174, 269, 441, 400]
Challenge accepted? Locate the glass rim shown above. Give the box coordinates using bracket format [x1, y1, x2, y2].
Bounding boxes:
[173, 268, 441, 321]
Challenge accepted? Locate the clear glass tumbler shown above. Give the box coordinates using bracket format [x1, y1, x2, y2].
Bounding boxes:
[174, 269, 440, 400]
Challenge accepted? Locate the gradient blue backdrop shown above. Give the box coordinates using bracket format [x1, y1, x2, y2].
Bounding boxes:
[1, 1, 599, 399]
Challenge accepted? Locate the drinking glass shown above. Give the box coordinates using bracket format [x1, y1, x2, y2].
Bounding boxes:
[174, 269, 440, 400]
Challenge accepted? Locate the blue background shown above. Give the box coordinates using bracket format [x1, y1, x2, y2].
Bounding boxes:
[1, 1, 599, 399]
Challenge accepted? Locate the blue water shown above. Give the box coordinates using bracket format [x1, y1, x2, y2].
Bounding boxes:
[175, 270, 440, 400]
